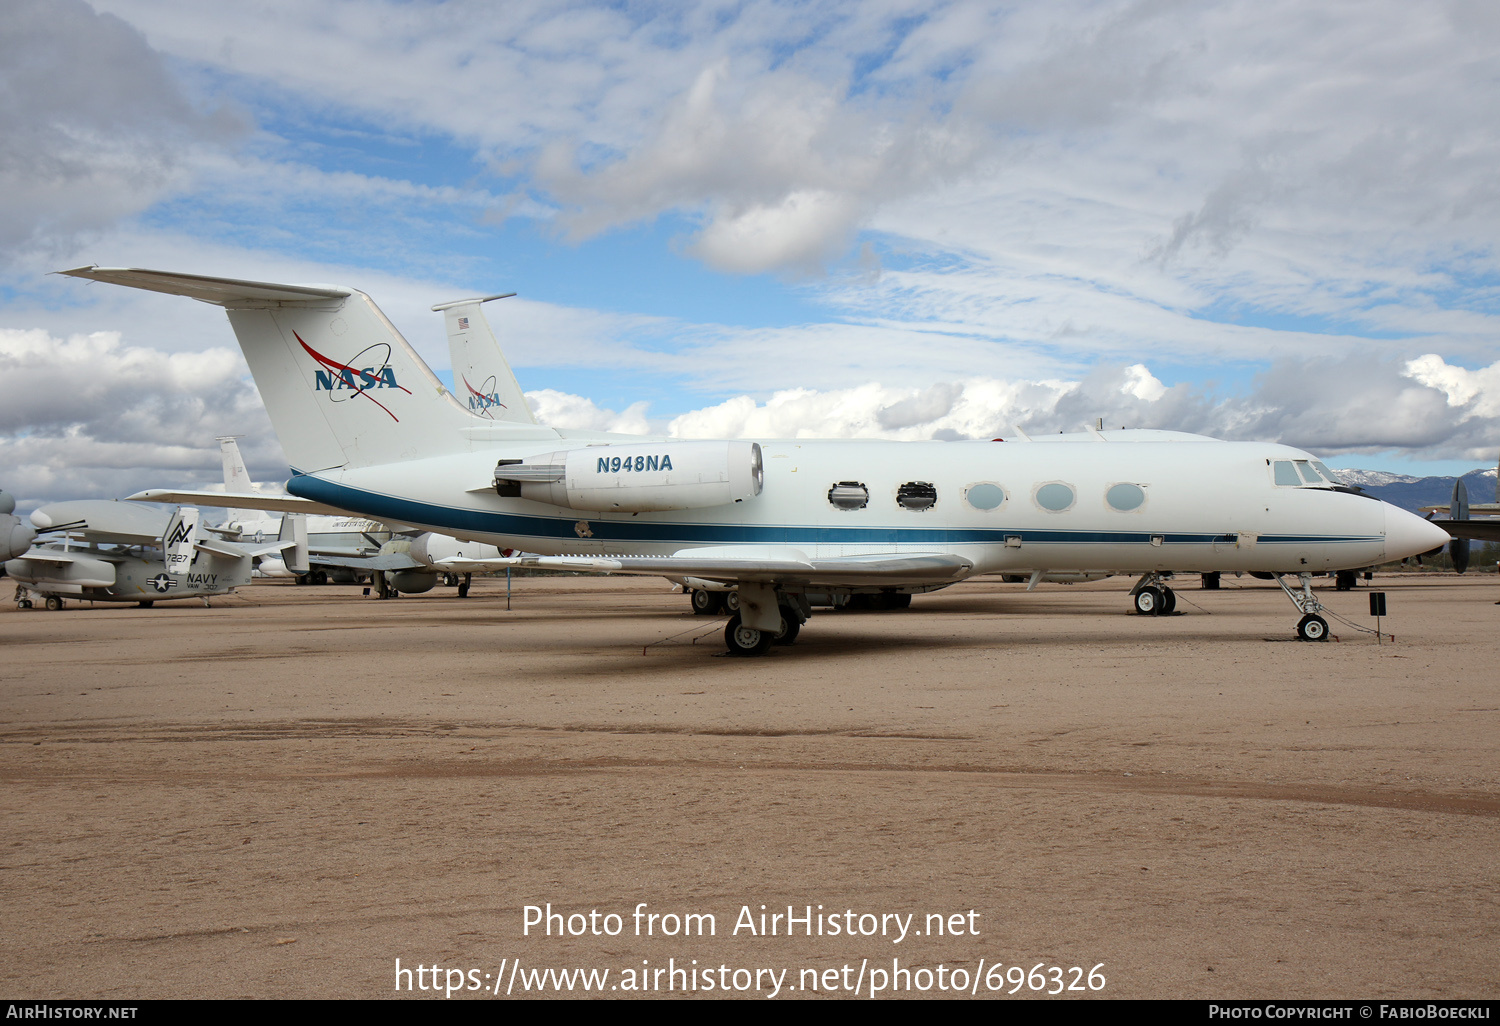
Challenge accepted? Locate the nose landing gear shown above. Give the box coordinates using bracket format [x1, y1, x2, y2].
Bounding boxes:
[1276, 572, 1331, 641]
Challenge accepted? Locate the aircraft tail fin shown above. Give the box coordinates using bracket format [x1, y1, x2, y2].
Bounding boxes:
[216, 436, 263, 523]
[432, 293, 537, 424]
[59, 267, 487, 472]
[279, 512, 309, 574]
[163, 507, 200, 574]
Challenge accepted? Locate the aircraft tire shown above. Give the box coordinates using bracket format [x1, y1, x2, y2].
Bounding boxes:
[1161, 587, 1176, 615]
[44, 596, 62, 611]
[1133, 587, 1163, 616]
[724, 590, 740, 614]
[724, 614, 774, 656]
[1297, 614, 1329, 642]
[138, 601, 154, 608]
[690, 589, 722, 616]
[880, 592, 912, 610]
[773, 605, 801, 646]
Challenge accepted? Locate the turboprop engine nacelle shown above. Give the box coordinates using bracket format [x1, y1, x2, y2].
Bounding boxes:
[495, 441, 764, 513]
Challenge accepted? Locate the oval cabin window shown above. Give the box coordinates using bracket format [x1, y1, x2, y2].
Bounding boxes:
[827, 482, 869, 510]
[1035, 482, 1076, 512]
[896, 482, 938, 511]
[1106, 483, 1145, 511]
[965, 483, 1005, 510]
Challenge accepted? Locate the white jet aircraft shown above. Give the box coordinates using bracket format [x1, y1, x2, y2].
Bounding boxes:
[61, 266, 1451, 653]
[7, 499, 307, 609]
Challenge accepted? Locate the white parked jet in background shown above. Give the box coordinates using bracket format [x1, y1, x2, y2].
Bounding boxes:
[62, 266, 1451, 653]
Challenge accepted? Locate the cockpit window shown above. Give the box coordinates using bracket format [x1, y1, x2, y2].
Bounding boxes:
[1273, 461, 1301, 486]
[1297, 461, 1323, 484]
[1312, 461, 1341, 484]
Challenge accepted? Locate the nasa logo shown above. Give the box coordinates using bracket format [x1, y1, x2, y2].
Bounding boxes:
[462, 373, 507, 418]
[297, 331, 413, 422]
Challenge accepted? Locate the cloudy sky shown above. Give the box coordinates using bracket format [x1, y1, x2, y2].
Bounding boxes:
[4, 0, 1500, 505]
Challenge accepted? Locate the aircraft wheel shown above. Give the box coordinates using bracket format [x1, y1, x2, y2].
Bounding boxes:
[724, 590, 740, 614]
[1297, 614, 1329, 642]
[44, 596, 63, 611]
[313, 570, 329, 586]
[724, 614, 774, 656]
[19, 600, 31, 609]
[1133, 587, 1163, 616]
[880, 592, 912, 610]
[690, 589, 722, 616]
[137, 600, 154, 609]
[1160, 587, 1176, 615]
[773, 605, 801, 646]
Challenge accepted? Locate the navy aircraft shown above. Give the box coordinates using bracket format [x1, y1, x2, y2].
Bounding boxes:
[60, 266, 1451, 652]
[1419, 461, 1500, 573]
[1, 490, 38, 562]
[7, 499, 307, 609]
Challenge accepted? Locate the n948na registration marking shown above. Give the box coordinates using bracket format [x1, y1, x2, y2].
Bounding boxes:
[598, 455, 674, 474]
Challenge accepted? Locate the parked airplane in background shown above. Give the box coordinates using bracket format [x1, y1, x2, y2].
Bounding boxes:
[7, 499, 307, 609]
[1420, 460, 1500, 573]
[62, 265, 1452, 652]
[195, 436, 391, 582]
[133, 440, 508, 597]
[1, 490, 37, 562]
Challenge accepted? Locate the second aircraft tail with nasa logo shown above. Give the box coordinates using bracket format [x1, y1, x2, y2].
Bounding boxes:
[59, 266, 546, 473]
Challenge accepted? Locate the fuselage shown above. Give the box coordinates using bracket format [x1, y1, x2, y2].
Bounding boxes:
[5, 544, 249, 601]
[286, 438, 1444, 577]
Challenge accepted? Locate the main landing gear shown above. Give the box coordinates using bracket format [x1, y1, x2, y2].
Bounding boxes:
[1275, 572, 1331, 641]
[688, 588, 739, 616]
[716, 585, 809, 656]
[1130, 573, 1177, 616]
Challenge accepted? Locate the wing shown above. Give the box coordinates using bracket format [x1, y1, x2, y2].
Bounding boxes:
[306, 553, 425, 571]
[1433, 520, 1500, 542]
[509, 548, 976, 587]
[9, 549, 124, 566]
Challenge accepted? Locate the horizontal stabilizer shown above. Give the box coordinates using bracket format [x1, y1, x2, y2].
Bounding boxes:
[58, 266, 349, 306]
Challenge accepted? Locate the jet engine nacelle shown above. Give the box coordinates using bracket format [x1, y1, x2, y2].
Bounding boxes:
[407, 532, 508, 566]
[498, 441, 764, 513]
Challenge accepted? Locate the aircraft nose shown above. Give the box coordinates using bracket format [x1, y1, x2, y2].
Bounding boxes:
[1384, 504, 1452, 561]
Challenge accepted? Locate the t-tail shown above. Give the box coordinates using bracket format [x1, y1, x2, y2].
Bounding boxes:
[59, 267, 496, 473]
[432, 292, 537, 424]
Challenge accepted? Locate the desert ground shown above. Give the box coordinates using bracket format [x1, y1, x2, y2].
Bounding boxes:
[1, 572, 1496, 1000]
